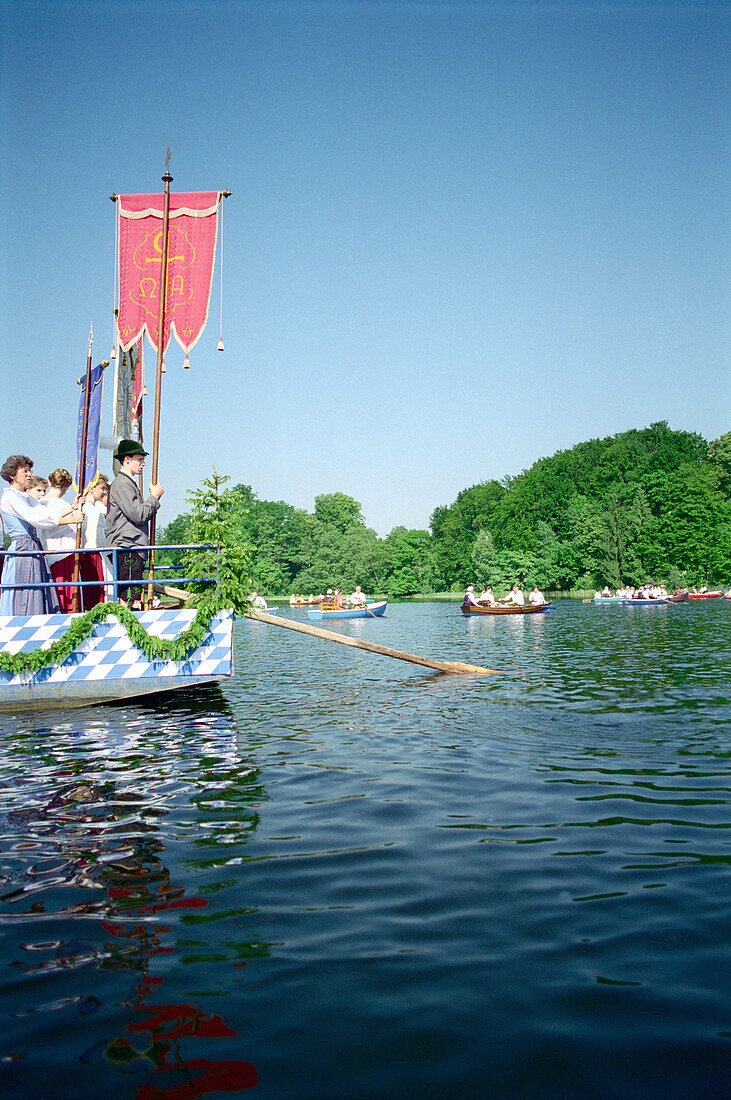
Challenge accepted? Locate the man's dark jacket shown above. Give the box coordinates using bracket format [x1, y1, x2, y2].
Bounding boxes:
[106, 471, 160, 548]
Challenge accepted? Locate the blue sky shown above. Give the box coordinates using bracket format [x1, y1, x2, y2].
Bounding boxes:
[1, 0, 728, 535]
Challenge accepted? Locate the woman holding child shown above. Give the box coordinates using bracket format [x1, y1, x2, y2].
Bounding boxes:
[0, 455, 80, 616]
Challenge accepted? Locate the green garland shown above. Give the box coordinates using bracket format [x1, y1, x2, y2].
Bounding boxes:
[0, 598, 233, 677]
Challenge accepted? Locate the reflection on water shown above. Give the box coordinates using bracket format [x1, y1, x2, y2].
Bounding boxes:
[0, 692, 258, 1097]
[0, 602, 729, 1098]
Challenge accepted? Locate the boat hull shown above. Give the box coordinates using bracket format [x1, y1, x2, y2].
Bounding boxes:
[307, 600, 387, 620]
[461, 603, 550, 615]
[619, 595, 688, 605]
[0, 608, 234, 712]
[688, 591, 723, 600]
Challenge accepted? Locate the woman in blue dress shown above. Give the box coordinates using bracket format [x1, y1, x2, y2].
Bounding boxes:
[0, 454, 64, 616]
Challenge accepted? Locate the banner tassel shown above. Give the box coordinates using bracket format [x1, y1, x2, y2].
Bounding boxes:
[183, 355, 191, 370]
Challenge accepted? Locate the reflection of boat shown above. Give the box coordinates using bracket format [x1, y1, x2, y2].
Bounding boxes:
[688, 591, 723, 600]
[0, 739, 258, 1094]
[461, 602, 551, 616]
[308, 600, 387, 620]
[0, 607, 234, 712]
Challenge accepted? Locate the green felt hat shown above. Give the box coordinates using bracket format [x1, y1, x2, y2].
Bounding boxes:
[114, 439, 148, 460]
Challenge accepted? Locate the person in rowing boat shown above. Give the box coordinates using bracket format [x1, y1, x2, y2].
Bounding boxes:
[349, 584, 367, 607]
[501, 583, 525, 606]
[478, 585, 496, 606]
[250, 592, 267, 609]
[464, 585, 480, 606]
[106, 440, 164, 608]
[528, 585, 545, 606]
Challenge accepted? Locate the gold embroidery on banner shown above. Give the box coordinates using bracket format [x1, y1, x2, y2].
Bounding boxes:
[131, 225, 196, 324]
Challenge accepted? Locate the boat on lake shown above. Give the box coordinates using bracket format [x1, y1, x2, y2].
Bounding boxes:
[461, 602, 551, 616]
[0, 605, 234, 712]
[308, 600, 387, 621]
[0, 171, 235, 712]
[688, 591, 723, 600]
[619, 593, 689, 605]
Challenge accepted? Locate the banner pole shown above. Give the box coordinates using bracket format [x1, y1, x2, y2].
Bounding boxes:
[146, 162, 173, 605]
[72, 325, 94, 613]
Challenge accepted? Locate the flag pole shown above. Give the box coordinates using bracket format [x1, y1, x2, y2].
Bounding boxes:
[72, 325, 94, 613]
[146, 158, 173, 605]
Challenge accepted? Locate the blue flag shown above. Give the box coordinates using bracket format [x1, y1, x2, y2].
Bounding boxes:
[74, 362, 107, 491]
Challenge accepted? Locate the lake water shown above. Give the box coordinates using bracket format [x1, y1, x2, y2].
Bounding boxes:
[0, 600, 728, 1098]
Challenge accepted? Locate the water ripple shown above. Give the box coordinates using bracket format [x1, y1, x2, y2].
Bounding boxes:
[0, 601, 728, 1097]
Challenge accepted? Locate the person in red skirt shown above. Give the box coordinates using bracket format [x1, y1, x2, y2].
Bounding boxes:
[41, 468, 84, 612]
[80, 474, 110, 608]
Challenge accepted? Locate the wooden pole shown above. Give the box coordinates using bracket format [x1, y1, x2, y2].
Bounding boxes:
[248, 609, 505, 676]
[146, 162, 173, 604]
[72, 325, 94, 613]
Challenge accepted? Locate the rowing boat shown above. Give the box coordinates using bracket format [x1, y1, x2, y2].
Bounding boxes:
[688, 591, 723, 600]
[307, 600, 387, 621]
[461, 602, 551, 616]
[619, 593, 689, 605]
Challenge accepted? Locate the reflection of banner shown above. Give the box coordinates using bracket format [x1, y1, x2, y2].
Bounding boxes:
[113, 338, 144, 441]
[74, 362, 106, 490]
[117, 192, 220, 357]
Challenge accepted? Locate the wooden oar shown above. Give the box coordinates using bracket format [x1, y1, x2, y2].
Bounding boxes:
[248, 609, 504, 675]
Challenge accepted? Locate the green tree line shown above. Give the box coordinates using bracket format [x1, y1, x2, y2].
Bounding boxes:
[160, 423, 731, 597]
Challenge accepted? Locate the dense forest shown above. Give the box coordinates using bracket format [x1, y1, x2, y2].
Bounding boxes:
[160, 423, 731, 596]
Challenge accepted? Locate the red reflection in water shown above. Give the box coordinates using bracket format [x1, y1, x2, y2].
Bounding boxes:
[135, 1059, 258, 1100]
[128, 1004, 237, 1041]
[22, 779, 259, 1095]
[100, 891, 258, 1095]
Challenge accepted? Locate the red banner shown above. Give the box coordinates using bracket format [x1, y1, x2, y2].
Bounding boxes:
[117, 192, 220, 357]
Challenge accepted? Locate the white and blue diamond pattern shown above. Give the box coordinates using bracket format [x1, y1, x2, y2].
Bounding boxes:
[0, 608, 234, 692]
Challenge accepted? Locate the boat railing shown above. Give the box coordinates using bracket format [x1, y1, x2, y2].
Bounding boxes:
[0, 543, 219, 606]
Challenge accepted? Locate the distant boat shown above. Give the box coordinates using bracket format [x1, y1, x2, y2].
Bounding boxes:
[688, 591, 723, 600]
[308, 600, 387, 621]
[619, 593, 689, 605]
[593, 595, 624, 604]
[461, 602, 551, 616]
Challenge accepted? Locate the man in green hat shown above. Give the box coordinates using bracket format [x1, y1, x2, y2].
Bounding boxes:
[106, 440, 164, 606]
